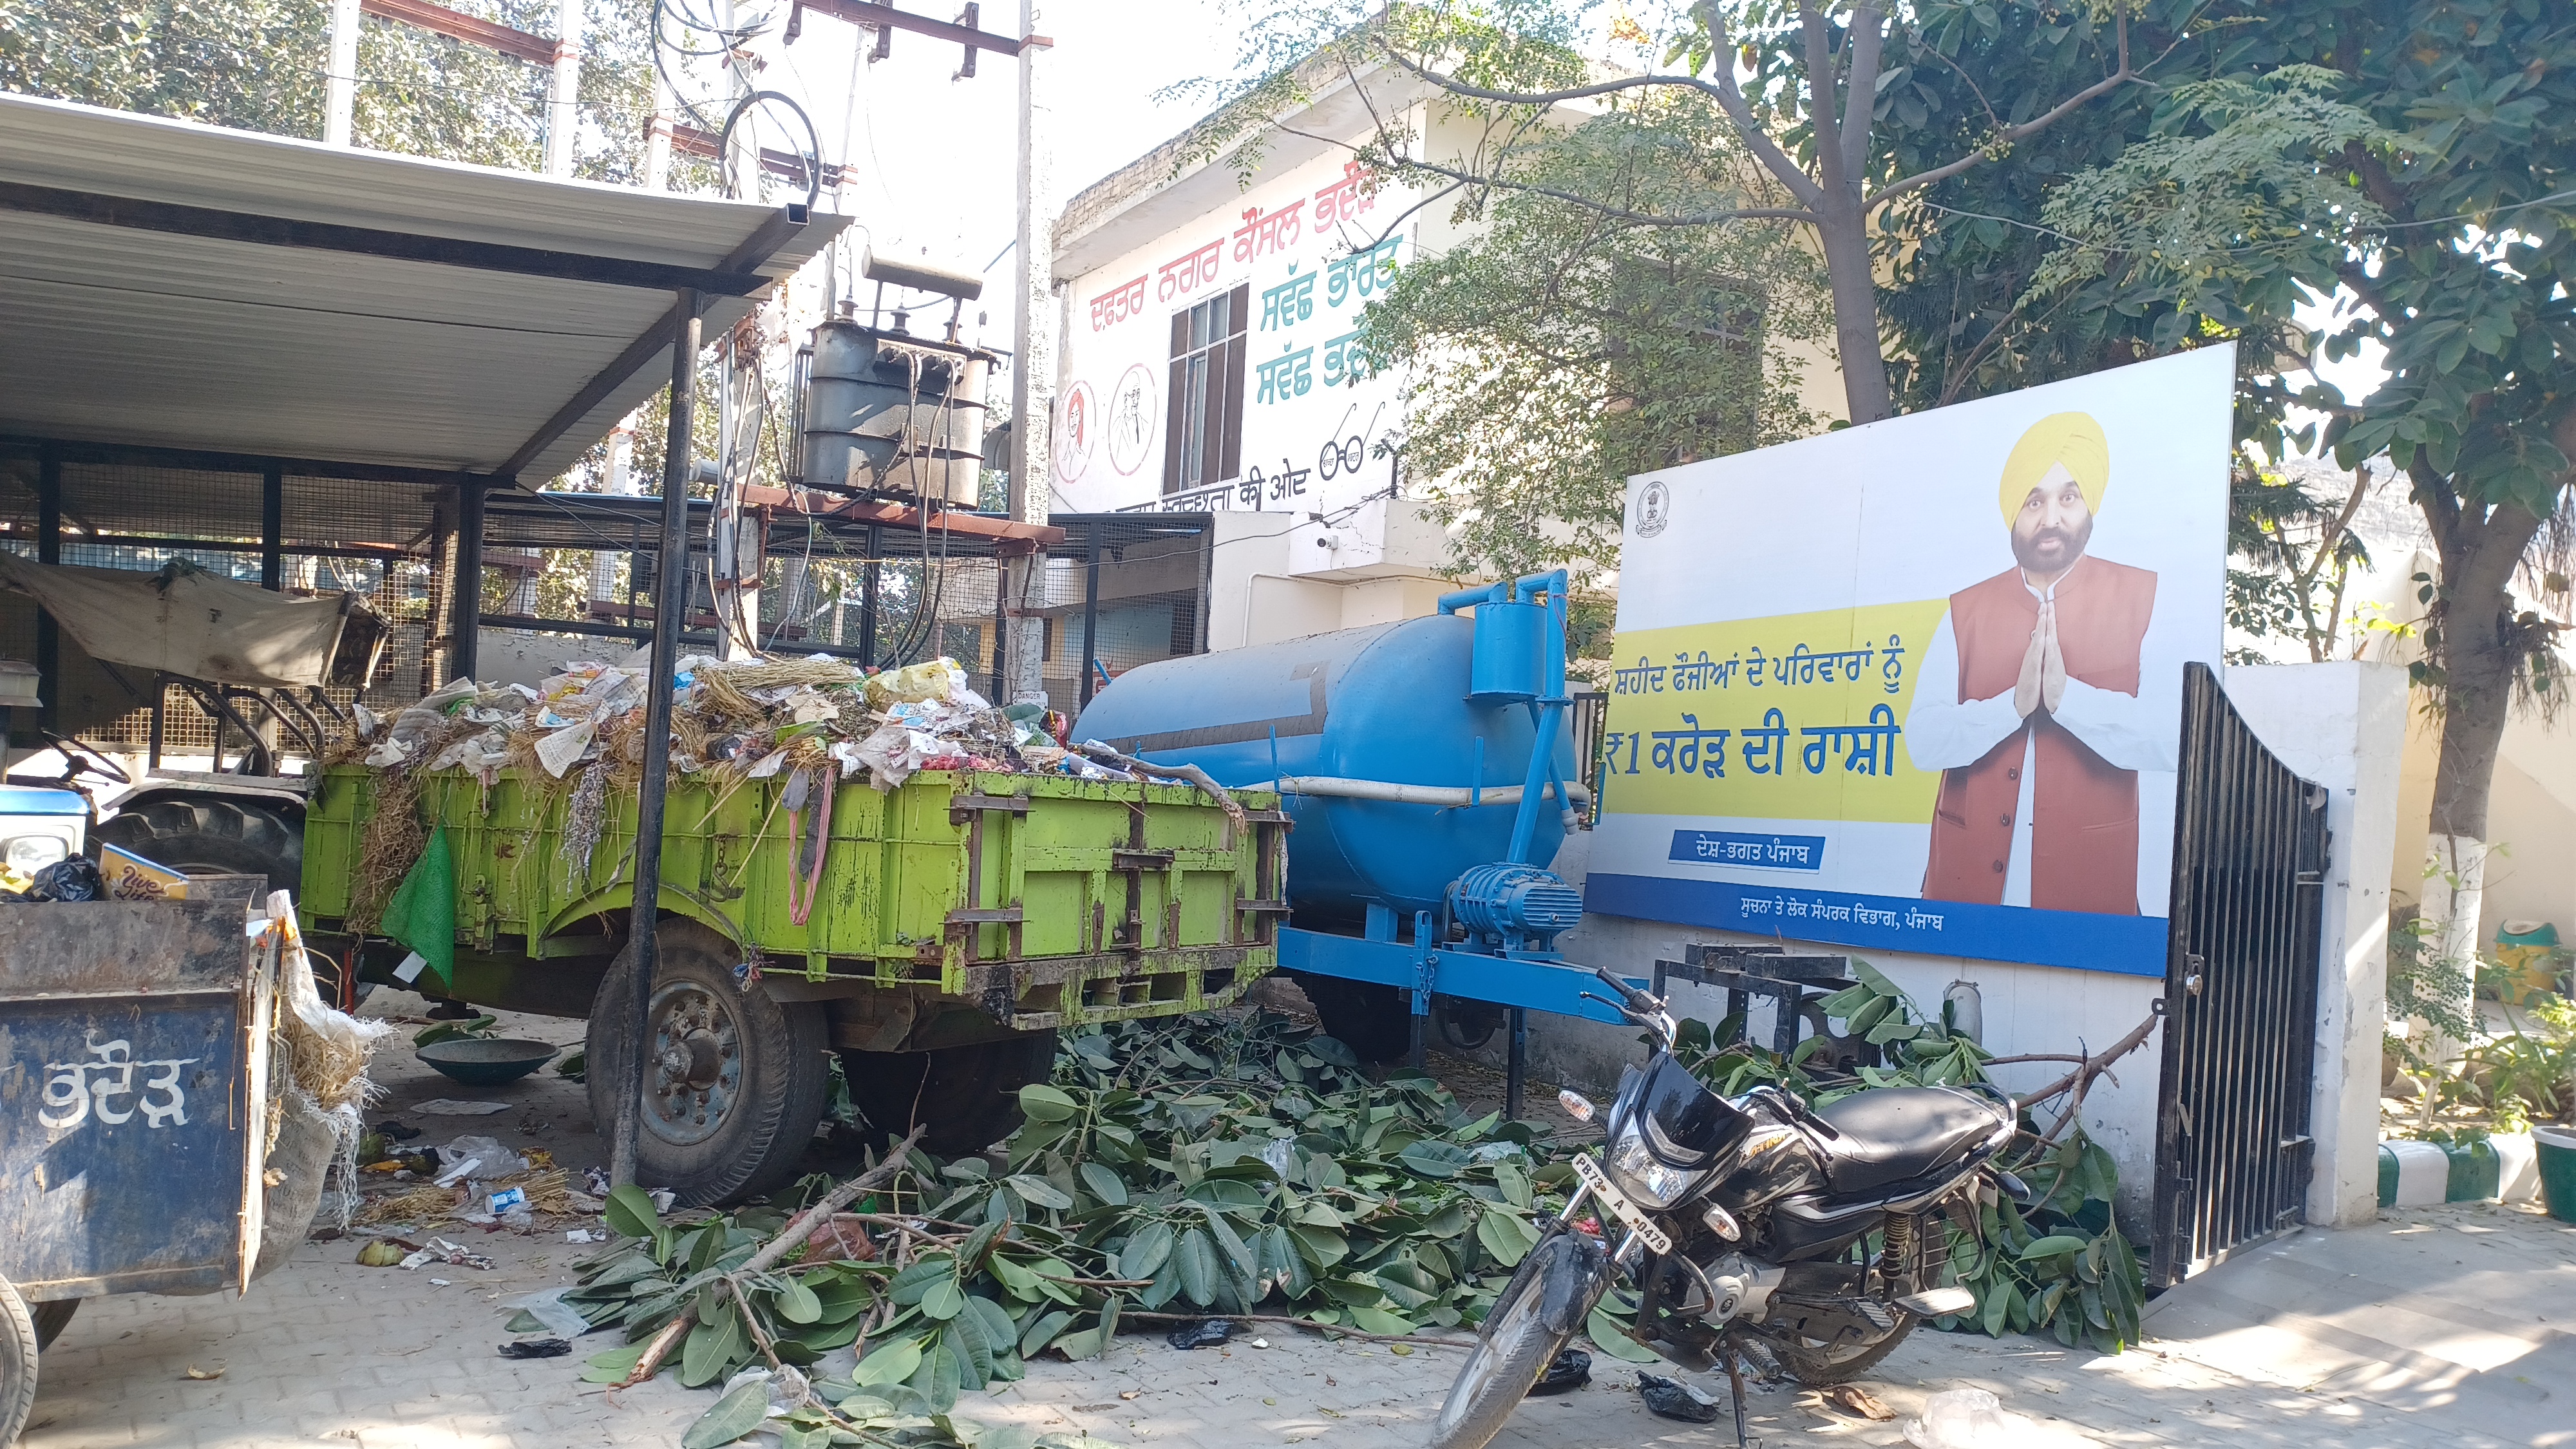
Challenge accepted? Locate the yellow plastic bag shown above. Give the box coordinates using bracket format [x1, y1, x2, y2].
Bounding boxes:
[864, 657, 967, 711]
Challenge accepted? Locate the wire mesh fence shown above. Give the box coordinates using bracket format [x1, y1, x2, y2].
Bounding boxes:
[0, 439, 1218, 770]
[0, 447, 444, 763]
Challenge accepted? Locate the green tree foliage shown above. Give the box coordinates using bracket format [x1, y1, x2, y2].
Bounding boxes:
[1361, 102, 1831, 582]
[2022, 0, 2574, 922]
[1, 0, 659, 180]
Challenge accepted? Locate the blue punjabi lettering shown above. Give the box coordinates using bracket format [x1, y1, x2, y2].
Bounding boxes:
[1667, 830, 1827, 872]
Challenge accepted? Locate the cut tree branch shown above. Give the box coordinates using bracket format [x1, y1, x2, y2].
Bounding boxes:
[2012, 1010, 2159, 1146]
[617, 1126, 926, 1388]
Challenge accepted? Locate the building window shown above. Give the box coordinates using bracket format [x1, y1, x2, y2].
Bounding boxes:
[1164, 285, 1248, 495]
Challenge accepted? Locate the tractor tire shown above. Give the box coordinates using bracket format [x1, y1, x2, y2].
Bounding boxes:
[585, 922, 831, 1208]
[1292, 972, 1416, 1063]
[97, 794, 303, 898]
[0, 1276, 36, 1446]
[842, 1031, 1060, 1155]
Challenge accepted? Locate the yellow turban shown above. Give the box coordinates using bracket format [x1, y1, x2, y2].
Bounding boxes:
[1999, 412, 2109, 524]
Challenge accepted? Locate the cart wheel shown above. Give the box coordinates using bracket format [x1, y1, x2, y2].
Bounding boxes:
[0, 1276, 39, 1446]
[28, 1301, 73, 1352]
[843, 1031, 1059, 1155]
[585, 922, 829, 1208]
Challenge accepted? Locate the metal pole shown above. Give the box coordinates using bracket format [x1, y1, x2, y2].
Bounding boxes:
[1001, 0, 1054, 705]
[147, 676, 166, 772]
[860, 527, 880, 668]
[543, 0, 583, 178]
[990, 557, 1008, 702]
[1506, 1007, 1527, 1121]
[324, 0, 361, 147]
[451, 478, 485, 681]
[33, 447, 59, 735]
[613, 292, 701, 1189]
[260, 466, 284, 590]
[1078, 527, 1101, 707]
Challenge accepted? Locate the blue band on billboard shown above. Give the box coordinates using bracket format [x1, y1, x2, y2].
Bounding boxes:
[1668, 830, 1826, 871]
[1584, 872, 2168, 978]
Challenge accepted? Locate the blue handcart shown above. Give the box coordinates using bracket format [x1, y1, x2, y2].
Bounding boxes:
[0, 886, 274, 1443]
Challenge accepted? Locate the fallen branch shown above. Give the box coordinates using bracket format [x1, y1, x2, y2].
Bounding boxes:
[2011, 1012, 2159, 1111]
[2011, 1011, 2160, 1148]
[1075, 740, 1247, 828]
[617, 1126, 925, 1388]
[1121, 1309, 1475, 1349]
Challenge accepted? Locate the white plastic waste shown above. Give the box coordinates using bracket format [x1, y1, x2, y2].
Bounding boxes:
[504, 1285, 594, 1338]
[1903, 1389, 2102, 1449]
[440, 1134, 529, 1179]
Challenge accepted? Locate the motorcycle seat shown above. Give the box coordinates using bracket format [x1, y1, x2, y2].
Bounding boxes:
[1810, 1086, 2009, 1198]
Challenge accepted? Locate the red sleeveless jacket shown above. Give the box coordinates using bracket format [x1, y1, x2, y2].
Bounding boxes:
[1920, 556, 2157, 915]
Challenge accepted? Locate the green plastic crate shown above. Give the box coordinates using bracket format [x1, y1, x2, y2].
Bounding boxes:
[299, 763, 1286, 1030]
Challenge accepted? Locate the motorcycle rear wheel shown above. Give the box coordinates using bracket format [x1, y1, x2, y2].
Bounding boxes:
[1427, 1248, 1575, 1449]
[1746, 1314, 1917, 1386]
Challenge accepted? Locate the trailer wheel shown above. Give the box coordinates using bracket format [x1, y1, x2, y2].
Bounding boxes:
[97, 795, 303, 898]
[585, 923, 829, 1208]
[1291, 972, 1416, 1063]
[0, 1276, 37, 1445]
[842, 1031, 1059, 1155]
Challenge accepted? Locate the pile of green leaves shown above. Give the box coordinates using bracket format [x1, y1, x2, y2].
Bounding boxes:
[1669, 961, 2148, 1354]
[542, 1013, 1596, 1446]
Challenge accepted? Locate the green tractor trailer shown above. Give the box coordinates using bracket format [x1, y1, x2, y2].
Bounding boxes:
[2, 559, 1285, 1206]
[296, 761, 1287, 1204]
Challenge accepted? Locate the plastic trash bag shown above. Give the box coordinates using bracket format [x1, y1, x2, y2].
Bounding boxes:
[864, 657, 968, 711]
[1904, 1388, 2101, 1449]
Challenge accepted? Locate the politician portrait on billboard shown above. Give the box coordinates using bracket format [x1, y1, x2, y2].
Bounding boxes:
[1586, 348, 2231, 977]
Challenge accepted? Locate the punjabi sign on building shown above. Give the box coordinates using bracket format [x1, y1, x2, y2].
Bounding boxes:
[1586, 346, 2235, 976]
[1054, 150, 1412, 518]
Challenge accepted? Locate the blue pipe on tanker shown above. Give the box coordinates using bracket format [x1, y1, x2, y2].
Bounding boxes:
[1072, 611, 1581, 928]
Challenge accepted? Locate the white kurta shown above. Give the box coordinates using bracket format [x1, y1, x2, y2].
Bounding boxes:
[1902, 556, 2185, 911]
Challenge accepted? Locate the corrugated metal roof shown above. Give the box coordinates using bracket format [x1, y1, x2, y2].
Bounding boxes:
[0, 92, 848, 485]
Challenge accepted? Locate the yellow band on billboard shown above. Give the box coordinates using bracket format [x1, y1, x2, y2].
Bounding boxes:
[1599, 601, 1951, 824]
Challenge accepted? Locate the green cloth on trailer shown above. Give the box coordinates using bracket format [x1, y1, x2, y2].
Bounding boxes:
[377, 825, 456, 990]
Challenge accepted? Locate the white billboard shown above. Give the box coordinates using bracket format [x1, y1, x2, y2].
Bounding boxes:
[1587, 346, 2236, 976]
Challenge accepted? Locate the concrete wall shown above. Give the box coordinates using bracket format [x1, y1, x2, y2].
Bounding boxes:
[1479, 662, 2408, 1232]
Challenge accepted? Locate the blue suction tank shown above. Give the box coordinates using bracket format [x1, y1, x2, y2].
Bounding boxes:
[1074, 615, 1578, 926]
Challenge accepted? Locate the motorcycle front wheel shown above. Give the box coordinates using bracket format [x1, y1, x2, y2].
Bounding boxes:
[1427, 1241, 1580, 1449]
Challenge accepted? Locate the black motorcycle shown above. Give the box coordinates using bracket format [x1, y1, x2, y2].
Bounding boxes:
[1429, 970, 2025, 1449]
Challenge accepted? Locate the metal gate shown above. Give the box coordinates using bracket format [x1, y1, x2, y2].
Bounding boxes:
[2150, 663, 2330, 1287]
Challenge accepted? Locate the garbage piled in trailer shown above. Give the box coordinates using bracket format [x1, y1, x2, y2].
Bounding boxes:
[334, 654, 1129, 793]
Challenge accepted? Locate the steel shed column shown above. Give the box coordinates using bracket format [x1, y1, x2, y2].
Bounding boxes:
[33, 446, 59, 734]
[260, 466, 284, 590]
[451, 478, 485, 681]
[614, 292, 702, 1189]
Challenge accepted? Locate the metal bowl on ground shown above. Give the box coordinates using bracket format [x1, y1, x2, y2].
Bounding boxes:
[415, 1037, 558, 1086]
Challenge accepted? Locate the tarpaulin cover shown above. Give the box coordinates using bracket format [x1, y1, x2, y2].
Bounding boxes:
[0, 555, 355, 688]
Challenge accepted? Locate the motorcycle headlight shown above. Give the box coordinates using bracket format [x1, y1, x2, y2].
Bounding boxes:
[1604, 1120, 1700, 1209]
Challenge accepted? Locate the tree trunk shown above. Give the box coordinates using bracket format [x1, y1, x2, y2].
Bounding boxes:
[2415, 496, 2546, 1059]
[1814, 199, 1893, 426]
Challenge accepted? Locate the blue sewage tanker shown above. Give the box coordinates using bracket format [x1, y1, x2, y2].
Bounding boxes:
[1075, 573, 1610, 1063]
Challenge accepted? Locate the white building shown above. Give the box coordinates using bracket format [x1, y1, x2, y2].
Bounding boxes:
[1048, 68, 1537, 649]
